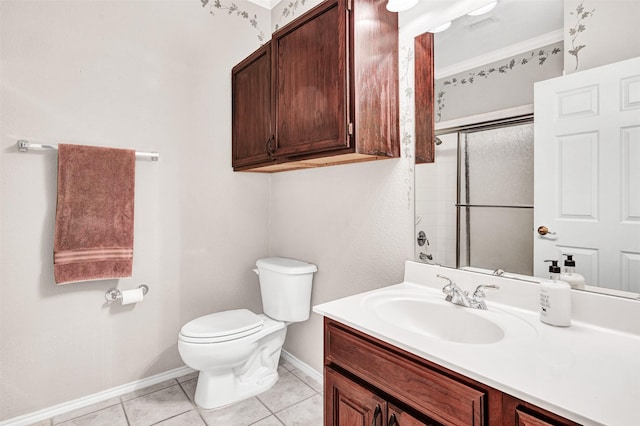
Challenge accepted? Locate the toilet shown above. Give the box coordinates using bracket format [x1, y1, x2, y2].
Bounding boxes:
[177, 257, 317, 410]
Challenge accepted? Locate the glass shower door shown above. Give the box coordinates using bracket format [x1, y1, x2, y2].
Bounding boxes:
[457, 122, 534, 275]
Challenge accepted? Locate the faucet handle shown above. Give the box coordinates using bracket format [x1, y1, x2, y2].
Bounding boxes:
[437, 274, 454, 294]
[472, 284, 500, 299]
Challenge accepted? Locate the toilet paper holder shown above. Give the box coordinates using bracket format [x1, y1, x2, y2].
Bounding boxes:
[105, 284, 149, 302]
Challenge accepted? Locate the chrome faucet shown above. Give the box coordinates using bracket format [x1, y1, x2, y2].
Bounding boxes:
[470, 284, 500, 310]
[438, 274, 472, 307]
[437, 274, 499, 310]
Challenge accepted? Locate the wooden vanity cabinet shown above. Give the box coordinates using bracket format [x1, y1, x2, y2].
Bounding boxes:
[503, 395, 580, 426]
[232, 0, 399, 172]
[324, 318, 581, 426]
[324, 318, 494, 425]
[326, 367, 435, 425]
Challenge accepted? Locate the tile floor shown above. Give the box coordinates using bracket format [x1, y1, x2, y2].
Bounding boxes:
[31, 358, 323, 426]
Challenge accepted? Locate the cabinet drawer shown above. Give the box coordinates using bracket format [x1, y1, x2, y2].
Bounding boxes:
[326, 322, 486, 425]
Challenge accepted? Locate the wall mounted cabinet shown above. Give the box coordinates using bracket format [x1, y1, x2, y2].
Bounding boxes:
[232, 43, 274, 169]
[231, 0, 399, 172]
[324, 318, 581, 426]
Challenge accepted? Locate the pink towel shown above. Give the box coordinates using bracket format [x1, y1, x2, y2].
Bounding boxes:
[54, 144, 136, 284]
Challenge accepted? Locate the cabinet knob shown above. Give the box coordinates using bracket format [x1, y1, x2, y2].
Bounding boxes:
[266, 136, 275, 156]
[388, 413, 398, 426]
[371, 405, 381, 426]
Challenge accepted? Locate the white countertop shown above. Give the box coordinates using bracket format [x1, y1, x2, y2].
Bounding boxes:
[313, 262, 640, 426]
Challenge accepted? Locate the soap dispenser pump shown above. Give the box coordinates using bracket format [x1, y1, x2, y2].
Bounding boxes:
[540, 260, 572, 327]
[560, 254, 586, 289]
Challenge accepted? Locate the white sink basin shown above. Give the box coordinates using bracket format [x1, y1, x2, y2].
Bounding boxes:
[362, 290, 536, 344]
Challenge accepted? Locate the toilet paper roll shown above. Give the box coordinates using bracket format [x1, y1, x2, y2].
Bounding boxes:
[121, 288, 144, 305]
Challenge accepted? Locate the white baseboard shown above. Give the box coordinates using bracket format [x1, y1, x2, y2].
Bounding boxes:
[0, 365, 195, 426]
[2, 352, 322, 426]
[280, 349, 323, 385]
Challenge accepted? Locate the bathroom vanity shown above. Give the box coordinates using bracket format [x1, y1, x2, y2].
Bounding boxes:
[314, 261, 640, 425]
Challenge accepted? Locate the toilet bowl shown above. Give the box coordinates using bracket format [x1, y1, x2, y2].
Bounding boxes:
[177, 257, 317, 410]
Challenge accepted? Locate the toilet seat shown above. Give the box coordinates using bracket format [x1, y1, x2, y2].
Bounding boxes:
[179, 309, 264, 344]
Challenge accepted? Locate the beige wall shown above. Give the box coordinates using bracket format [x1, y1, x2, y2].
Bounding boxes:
[0, 0, 415, 420]
[271, 160, 415, 371]
[0, 0, 271, 420]
[564, 0, 640, 73]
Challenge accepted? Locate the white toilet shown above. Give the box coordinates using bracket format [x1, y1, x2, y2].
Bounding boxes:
[177, 257, 317, 410]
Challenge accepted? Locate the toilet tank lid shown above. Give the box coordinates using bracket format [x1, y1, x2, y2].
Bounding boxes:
[256, 257, 318, 274]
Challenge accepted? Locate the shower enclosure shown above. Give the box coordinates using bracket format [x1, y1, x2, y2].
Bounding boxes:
[456, 121, 534, 275]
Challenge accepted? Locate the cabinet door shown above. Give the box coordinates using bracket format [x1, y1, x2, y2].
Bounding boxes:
[232, 43, 274, 169]
[503, 395, 581, 426]
[325, 368, 385, 426]
[388, 403, 440, 426]
[272, 0, 350, 158]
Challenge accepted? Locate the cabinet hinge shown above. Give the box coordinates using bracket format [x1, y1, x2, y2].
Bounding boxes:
[348, 122, 354, 136]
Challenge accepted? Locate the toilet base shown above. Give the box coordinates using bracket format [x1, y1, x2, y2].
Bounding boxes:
[192, 327, 287, 410]
[194, 366, 280, 410]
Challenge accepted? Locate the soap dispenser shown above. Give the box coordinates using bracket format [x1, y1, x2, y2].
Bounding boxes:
[539, 260, 571, 327]
[560, 254, 586, 289]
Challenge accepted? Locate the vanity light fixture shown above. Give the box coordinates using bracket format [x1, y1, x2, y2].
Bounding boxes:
[467, 1, 498, 16]
[430, 21, 452, 33]
[386, 0, 419, 13]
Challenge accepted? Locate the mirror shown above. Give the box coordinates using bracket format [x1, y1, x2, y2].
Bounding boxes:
[411, 0, 640, 299]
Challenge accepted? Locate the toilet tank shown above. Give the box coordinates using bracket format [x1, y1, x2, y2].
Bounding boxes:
[255, 257, 317, 322]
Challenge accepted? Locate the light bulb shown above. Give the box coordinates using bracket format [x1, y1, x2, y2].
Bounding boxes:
[386, 0, 419, 13]
[467, 1, 498, 16]
[430, 21, 452, 33]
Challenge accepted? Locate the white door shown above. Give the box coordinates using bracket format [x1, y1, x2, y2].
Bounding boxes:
[534, 56, 640, 292]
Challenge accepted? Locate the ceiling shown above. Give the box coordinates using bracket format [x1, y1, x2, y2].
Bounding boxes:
[401, 0, 564, 75]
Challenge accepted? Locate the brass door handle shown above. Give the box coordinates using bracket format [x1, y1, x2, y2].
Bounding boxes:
[537, 226, 556, 236]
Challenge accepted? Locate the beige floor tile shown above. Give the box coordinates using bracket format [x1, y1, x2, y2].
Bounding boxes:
[198, 397, 271, 426]
[278, 357, 294, 371]
[288, 368, 323, 394]
[178, 378, 197, 402]
[155, 410, 206, 425]
[257, 372, 316, 413]
[122, 384, 194, 426]
[120, 379, 178, 402]
[176, 371, 198, 384]
[275, 394, 323, 426]
[28, 420, 51, 426]
[56, 404, 127, 426]
[251, 415, 285, 426]
[51, 397, 121, 424]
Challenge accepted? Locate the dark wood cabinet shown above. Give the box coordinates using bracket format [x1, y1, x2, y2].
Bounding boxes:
[325, 318, 490, 425]
[231, 43, 274, 169]
[326, 368, 435, 426]
[503, 395, 580, 426]
[324, 318, 581, 426]
[272, 0, 347, 158]
[414, 31, 435, 164]
[232, 0, 399, 172]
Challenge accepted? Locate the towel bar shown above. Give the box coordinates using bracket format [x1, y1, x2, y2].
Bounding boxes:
[17, 140, 159, 161]
[105, 284, 149, 302]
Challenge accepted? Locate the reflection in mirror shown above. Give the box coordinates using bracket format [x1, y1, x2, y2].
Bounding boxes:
[413, 0, 640, 299]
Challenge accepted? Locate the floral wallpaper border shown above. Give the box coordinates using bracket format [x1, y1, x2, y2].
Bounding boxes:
[201, 0, 266, 42]
[274, 0, 308, 31]
[435, 45, 562, 122]
[568, 1, 595, 71]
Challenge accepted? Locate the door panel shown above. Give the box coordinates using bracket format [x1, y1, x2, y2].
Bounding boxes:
[232, 43, 273, 168]
[534, 57, 640, 291]
[326, 367, 385, 426]
[273, 0, 349, 157]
